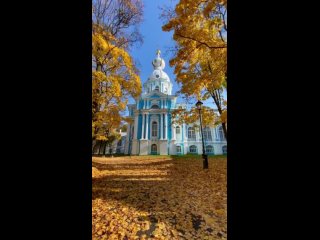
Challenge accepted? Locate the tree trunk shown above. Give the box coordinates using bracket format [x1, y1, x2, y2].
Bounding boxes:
[98, 141, 104, 155]
[92, 142, 96, 154]
[92, 63, 103, 140]
[221, 122, 227, 141]
[103, 141, 107, 157]
[109, 143, 113, 157]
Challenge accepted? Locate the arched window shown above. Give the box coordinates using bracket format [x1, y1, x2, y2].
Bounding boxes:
[152, 121, 158, 137]
[188, 127, 196, 140]
[189, 145, 197, 153]
[222, 145, 227, 154]
[206, 145, 214, 153]
[176, 126, 180, 134]
[203, 127, 212, 141]
[151, 104, 159, 109]
[155, 86, 159, 92]
[176, 145, 181, 153]
[218, 126, 225, 141]
[151, 144, 157, 154]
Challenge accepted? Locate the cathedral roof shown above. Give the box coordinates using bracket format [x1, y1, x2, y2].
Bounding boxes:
[145, 50, 171, 84]
[142, 91, 176, 99]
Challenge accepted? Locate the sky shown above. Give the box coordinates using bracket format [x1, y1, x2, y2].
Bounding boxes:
[129, 0, 178, 102]
[127, 0, 222, 111]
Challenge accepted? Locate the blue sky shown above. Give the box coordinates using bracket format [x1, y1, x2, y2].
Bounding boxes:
[129, 0, 177, 101]
[127, 0, 221, 111]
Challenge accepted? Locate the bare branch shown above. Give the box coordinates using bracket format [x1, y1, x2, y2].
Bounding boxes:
[175, 33, 226, 49]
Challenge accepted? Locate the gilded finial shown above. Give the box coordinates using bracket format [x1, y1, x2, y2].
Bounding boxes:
[156, 49, 161, 56]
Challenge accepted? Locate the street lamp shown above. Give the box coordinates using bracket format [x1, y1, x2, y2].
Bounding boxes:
[196, 100, 209, 169]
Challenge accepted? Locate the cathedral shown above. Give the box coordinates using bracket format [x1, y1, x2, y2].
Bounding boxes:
[123, 50, 227, 156]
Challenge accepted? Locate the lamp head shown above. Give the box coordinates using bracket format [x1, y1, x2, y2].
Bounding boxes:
[196, 100, 203, 110]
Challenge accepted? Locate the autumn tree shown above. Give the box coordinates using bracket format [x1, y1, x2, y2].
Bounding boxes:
[92, 0, 143, 152]
[120, 124, 127, 132]
[172, 105, 216, 128]
[162, 0, 227, 140]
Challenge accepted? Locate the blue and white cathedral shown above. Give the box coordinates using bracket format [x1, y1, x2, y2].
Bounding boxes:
[123, 50, 227, 155]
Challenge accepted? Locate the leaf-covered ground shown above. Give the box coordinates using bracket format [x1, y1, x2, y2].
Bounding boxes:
[92, 155, 227, 240]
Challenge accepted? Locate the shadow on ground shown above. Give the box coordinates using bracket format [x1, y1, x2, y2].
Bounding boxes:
[92, 156, 227, 240]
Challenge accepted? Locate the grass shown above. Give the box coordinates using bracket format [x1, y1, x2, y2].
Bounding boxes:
[93, 154, 227, 159]
[171, 154, 227, 159]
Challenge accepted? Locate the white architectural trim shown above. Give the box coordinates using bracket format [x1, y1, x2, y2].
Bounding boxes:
[164, 113, 168, 139]
[141, 114, 145, 140]
[160, 113, 163, 139]
[134, 115, 138, 139]
[145, 113, 149, 140]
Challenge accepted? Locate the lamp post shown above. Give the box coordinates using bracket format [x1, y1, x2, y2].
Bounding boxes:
[196, 100, 208, 169]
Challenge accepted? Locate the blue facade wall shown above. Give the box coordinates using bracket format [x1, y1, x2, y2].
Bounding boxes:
[158, 114, 161, 139]
[148, 114, 151, 139]
[137, 114, 142, 139]
[139, 100, 144, 109]
[168, 113, 172, 140]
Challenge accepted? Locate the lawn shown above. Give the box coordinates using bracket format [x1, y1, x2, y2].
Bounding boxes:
[92, 155, 227, 240]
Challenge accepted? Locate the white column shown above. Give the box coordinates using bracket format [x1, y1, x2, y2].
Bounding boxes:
[197, 126, 200, 142]
[172, 124, 176, 140]
[160, 113, 163, 139]
[134, 115, 138, 139]
[214, 127, 218, 140]
[141, 113, 145, 139]
[164, 113, 167, 139]
[127, 123, 131, 140]
[145, 113, 149, 140]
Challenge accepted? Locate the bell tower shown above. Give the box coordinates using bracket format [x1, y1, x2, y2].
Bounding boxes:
[143, 50, 173, 95]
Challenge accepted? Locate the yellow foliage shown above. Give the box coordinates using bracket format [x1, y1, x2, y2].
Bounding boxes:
[172, 106, 217, 127]
[92, 22, 142, 140]
[92, 156, 227, 239]
[162, 0, 227, 134]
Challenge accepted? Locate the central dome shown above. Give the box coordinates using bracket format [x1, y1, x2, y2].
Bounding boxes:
[150, 69, 169, 82]
[143, 50, 173, 95]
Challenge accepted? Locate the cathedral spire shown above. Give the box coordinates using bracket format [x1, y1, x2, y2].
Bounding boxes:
[152, 49, 165, 70]
[144, 49, 172, 95]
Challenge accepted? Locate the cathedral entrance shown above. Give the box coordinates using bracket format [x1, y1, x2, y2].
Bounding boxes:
[151, 144, 158, 155]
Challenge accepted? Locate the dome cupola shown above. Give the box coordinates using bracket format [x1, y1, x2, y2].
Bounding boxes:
[143, 50, 173, 95]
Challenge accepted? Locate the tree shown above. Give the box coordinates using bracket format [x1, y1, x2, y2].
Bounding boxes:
[92, 0, 143, 147]
[162, 0, 227, 140]
[120, 124, 127, 132]
[172, 105, 216, 128]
